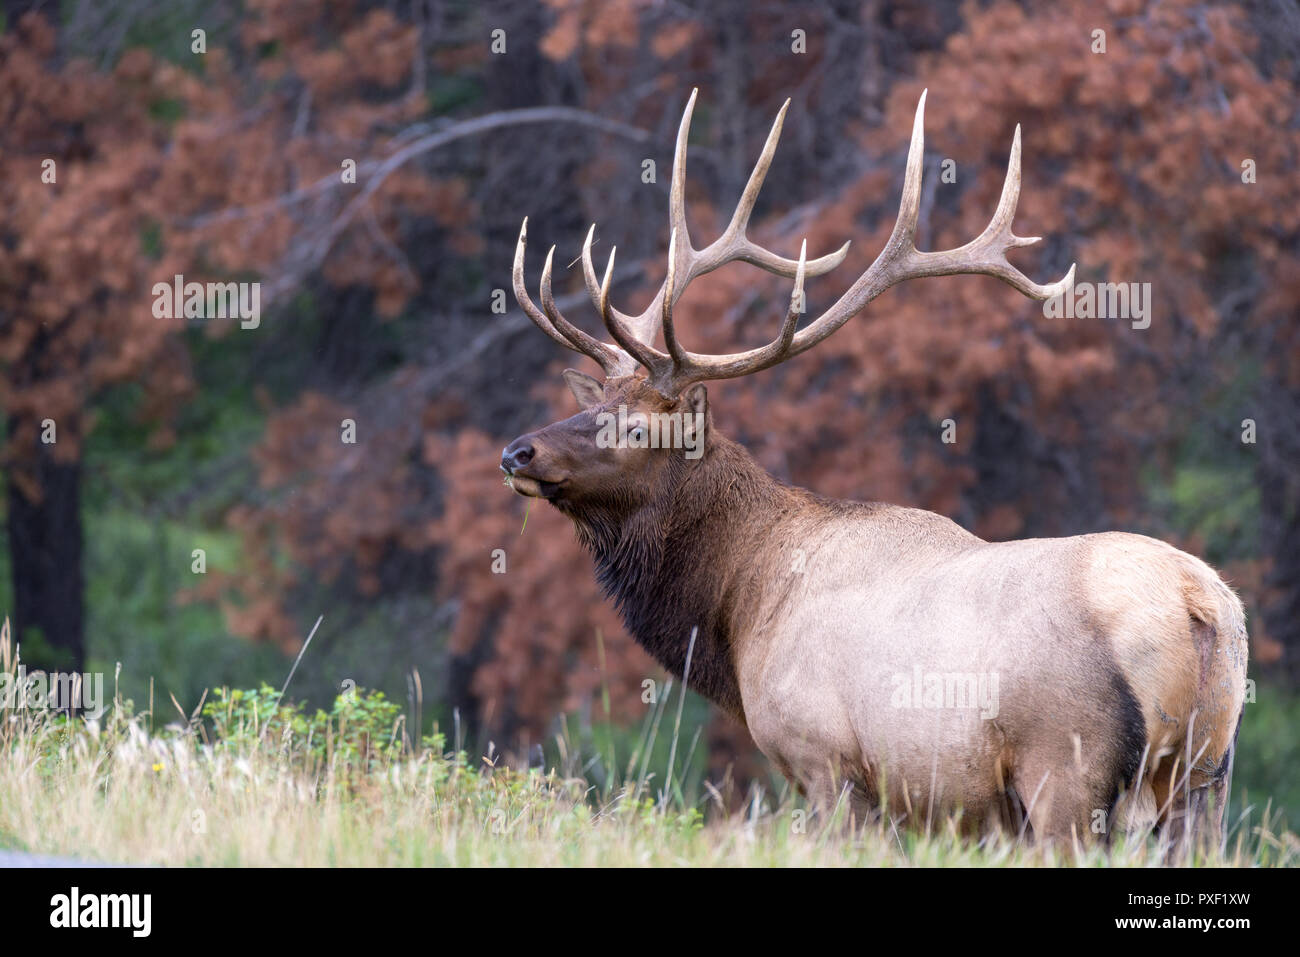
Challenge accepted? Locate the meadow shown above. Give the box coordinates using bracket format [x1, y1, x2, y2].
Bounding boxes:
[2, 621, 1293, 869]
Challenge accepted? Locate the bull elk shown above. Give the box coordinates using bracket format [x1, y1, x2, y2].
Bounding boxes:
[501, 90, 1248, 847]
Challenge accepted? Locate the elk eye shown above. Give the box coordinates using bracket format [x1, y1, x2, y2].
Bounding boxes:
[630, 426, 645, 442]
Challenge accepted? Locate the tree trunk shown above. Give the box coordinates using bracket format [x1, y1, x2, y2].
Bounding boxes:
[6, 416, 84, 673]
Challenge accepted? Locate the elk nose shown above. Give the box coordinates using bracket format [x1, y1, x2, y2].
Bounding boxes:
[501, 438, 535, 473]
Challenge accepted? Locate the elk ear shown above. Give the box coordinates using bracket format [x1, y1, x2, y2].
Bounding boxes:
[682, 382, 709, 417]
[562, 369, 605, 410]
[682, 383, 710, 447]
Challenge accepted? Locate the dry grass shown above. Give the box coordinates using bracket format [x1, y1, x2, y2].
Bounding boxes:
[1, 620, 1295, 867]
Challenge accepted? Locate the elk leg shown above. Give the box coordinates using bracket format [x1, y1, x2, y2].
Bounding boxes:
[1012, 755, 1102, 847]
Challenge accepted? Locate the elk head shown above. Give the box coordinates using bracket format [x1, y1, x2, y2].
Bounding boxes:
[501, 371, 708, 508]
[502, 89, 1074, 512]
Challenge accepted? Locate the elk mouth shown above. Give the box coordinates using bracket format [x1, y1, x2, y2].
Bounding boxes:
[502, 467, 566, 499]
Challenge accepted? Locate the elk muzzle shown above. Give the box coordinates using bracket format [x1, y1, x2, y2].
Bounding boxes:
[501, 433, 566, 499]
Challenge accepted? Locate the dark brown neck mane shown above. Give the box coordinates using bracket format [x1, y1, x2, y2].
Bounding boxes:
[556, 433, 800, 720]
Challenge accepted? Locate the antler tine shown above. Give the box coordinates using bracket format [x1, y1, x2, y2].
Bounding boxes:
[721, 98, 789, 243]
[873, 109, 1075, 300]
[914, 123, 1076, 300]
[990, 125, 1037, 246]
[661, 228, 686, 368]
[704, 101, 852, 278]
[514, 218, 584, 351]
[779, 238, 808, 355]
[668, 89, 696, 248]
[516, 220, 634, 377]
[594, 246, 664, 372]
[580, 91, 849, 361]
[648, 238, 809, 390]
[863, 93, 1076, 300]
[540, 246, 612, 360]
[580, 224, 662, 348]
[573, 87, 699, 354]
[681, 93, 849, 287]
[881, 88, 927, 255]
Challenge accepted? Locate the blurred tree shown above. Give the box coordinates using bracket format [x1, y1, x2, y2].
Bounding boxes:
[0, 14, 193, 668]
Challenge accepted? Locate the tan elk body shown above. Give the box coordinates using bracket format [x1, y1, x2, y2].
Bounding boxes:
[501, 90, 1249, 844]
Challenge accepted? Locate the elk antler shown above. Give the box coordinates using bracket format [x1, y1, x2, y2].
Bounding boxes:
[514, 89, 1075, 396]
[512, 88, 849, 379]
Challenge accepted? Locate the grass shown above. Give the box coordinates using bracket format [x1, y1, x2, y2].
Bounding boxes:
[0, 620, 1296, 868]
